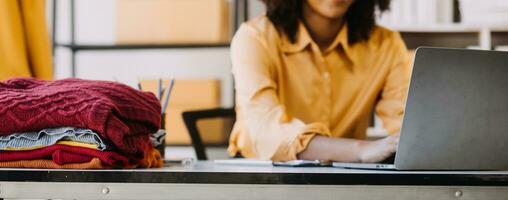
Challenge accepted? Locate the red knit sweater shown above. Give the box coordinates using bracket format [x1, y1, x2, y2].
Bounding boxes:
[0, 78, 161, 159]
[0, 144, 129, 166]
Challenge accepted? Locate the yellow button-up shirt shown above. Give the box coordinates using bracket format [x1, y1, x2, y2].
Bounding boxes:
[228, 16, 412, 161]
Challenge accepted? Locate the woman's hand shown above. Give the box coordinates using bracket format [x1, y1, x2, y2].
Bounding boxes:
[357, 135, 399, 163]
[297, 135, 399, 163]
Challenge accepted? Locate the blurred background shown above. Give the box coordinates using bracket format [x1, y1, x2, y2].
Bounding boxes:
[34, 0, 508, 159]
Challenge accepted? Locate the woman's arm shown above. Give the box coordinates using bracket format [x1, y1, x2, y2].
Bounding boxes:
[376, 32, 412, 134]
[297, 135, 398, 163]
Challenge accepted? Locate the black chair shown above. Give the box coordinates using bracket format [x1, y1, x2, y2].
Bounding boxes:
[182, 106, 377, 160]
[182, 108, 235, 160]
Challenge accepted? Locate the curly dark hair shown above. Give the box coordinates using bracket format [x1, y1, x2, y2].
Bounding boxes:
[261, 0, 391, 44]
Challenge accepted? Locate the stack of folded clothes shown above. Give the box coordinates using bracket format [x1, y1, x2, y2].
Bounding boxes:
[0, 78, 163, 169]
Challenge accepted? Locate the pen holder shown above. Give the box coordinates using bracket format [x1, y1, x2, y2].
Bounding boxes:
[152, 129, 166, 158]
[150, 114, 166, 159]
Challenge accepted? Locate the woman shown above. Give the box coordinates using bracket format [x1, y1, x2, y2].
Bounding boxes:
[228, 0, 411, 162]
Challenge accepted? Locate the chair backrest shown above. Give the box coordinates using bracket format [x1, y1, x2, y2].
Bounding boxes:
[182, 108, 235, 160]
[182, 107, 379, 160]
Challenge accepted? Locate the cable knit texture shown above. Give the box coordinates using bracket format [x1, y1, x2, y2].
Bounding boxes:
[0, 78, 161, 161]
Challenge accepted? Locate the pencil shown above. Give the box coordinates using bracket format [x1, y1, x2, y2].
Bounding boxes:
[137, 78, 142, 90]
[157, 78, 162, 100]
[161, 79, 175, 114]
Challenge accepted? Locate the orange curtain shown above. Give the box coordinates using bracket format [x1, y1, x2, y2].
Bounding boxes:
[0, 0, 53, 80]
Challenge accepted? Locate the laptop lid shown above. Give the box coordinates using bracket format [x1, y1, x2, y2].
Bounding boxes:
[395, 47, 508, 170]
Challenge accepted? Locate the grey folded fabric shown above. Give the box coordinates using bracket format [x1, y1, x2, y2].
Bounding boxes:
[0, 127, 107, 151]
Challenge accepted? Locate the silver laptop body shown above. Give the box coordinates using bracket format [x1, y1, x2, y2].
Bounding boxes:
[333, 47, 508, 170]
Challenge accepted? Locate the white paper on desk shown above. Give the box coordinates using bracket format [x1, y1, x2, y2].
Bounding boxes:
[214, 159, 272, 166]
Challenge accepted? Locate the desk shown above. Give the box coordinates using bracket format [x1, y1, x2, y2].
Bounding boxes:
[0, 161, 507, 200]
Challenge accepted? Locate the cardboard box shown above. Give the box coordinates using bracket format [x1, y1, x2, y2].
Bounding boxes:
[116, 0, 231, 44]
[140, 79, 227, 145]
[166, 106, 227, 145]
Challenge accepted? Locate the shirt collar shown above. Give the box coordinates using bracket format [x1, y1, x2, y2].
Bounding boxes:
[325, 22, 349, 54]
[280, 21, 356, 65]
[280, 21, 312, 53]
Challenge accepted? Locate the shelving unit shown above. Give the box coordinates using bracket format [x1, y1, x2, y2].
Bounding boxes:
[49, 1, 508, 140]
[382, 23, 508, 50]
[386, 24, 508, 32]
[376, 0, 508, 51]
[368, 22, 508, 138]
[52, 0, 248, 77]
[57, 44, 230, 51]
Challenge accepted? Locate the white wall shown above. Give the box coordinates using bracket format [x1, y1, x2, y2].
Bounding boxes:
[249, 0, 265, 19]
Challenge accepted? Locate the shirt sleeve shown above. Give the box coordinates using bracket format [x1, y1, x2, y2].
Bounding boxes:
[231, 25, 332, 161]
[375, 32, 413, 134]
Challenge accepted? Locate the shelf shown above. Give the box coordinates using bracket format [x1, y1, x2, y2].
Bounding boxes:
[56, 43, 230, 51]
[382, 23, 508, 33]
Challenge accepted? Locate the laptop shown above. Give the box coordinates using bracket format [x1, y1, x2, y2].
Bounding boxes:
[333, 47, 508, 170]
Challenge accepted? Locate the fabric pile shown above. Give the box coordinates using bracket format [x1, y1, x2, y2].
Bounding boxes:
[0, 78, 163, 169]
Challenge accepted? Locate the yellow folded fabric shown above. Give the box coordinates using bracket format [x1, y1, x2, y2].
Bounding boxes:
[0, 0, 53, 80]
[56, 141, 99, 150]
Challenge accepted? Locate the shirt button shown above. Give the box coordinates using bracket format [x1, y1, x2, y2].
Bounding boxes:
[323, 72, 330, 80]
